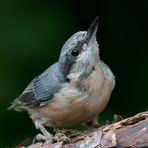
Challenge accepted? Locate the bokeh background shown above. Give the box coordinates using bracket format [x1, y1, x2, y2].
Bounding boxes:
[0, 0, 147, 147]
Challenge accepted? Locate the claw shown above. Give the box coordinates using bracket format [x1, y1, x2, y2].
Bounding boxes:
[54, 132, 71, 143]
[34, 122, 72, 144]
[53, 128, 72, 143]
[32, 133, 46, 143]
[32, 133, 54, 144]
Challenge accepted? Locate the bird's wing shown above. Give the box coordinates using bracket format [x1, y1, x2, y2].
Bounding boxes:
[8, 63, 65, 111]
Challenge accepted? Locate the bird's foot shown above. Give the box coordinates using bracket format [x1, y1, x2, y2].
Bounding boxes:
[33, 133, 54, 144]
[53, 128, 73, 143]
[54, 132, 71, 143]
[33, 130, 71, 144]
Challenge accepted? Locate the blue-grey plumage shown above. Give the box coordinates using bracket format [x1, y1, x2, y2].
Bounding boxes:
[8, 63, 65, 110]
[8, 17, 115, 140]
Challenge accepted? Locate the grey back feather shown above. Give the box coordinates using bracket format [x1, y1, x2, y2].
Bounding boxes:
[10, 63, 65, 109]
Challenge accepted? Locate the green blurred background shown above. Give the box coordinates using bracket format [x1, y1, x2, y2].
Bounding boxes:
[0, 0, 147, 147]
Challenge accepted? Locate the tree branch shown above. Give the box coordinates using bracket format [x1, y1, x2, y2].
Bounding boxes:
[19, 111, 148, 148]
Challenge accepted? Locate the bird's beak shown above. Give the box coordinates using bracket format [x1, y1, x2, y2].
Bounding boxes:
[85, 17, 98, 44]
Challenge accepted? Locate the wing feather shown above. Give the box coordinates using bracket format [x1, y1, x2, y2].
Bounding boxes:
[8, 63, 65, 110]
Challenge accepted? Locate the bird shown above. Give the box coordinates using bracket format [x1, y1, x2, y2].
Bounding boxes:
[8, 17, 115, 142]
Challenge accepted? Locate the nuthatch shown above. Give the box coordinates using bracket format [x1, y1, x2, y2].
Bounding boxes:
[9, 17, 115, 141]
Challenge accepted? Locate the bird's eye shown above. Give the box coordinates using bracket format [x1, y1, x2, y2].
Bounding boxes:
[71, 49, 79, 56]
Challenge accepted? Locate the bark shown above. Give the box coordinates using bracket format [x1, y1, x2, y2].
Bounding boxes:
[17, 111, 148, 148]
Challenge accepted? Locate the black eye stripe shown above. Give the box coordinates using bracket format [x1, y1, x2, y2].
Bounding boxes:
[77, 40, 85, 48]
[61, 40, 85, 78]
[70, 40, 85, 55]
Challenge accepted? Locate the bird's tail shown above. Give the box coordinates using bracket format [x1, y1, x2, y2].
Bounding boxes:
[7, 99, 24, 112]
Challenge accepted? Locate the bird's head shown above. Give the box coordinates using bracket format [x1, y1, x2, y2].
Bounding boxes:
[58, 17, 100, 82]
